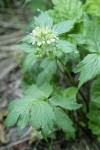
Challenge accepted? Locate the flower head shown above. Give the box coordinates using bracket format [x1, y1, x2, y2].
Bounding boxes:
[32, 26, 58, 47]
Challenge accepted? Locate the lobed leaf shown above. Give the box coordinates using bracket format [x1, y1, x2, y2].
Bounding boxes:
[74, 54, 100, 87]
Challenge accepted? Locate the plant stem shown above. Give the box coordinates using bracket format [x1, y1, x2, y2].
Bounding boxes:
[58, 58, 89, 112]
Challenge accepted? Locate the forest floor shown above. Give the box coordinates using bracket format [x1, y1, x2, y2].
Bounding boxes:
[0, 8, 100, 150]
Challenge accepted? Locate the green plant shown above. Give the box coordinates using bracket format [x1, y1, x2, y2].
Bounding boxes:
[5, 0, 100, 143]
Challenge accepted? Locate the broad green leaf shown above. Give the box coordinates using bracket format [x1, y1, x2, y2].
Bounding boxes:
[49, 95, 81, 110]
[16, 43, 34, 53]
[25, 82, 53, 99]
[74, 54, 100, 87]
[91, 78, 100, 104]
[39, 82, 53, 98]
[6, 96, 55, 134]
[54, 108, 75, 138]
[23, 52, 37, 73]
[56, 40, 77, 53]
[53, 20, 74, 35]
[84, 0, 100, 16]
[34, 12, 53, 28]
[24, 84, 45, 99]
[5, 96, 35, 127]
[49, 0, 83, 23]
[31, 100, 55, 129]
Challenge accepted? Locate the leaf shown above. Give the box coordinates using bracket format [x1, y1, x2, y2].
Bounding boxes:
[25, 82, 53, 99]
[23, 52, 37, 73]
[37, 59, 57, 86]
[71, 16, 100, 53]
[49, 95, 81, 110]
[16, 43, 34, 53]
[91, 78, 100, 104]
[31, 100, 55, 130]
[56, 40, 77, 53]
[22, 35, 32, 44]
[34, 12, 53, 28]
[18, 110, 30, 129]
[24, 84, 45, 99]
[74, 54, 100, 87]
[63, 87, 78, 101]
[49, 0, 83, 23]
[84, 0, 100, 16]
[5, 96, 35, 127]
[6, 96, 55, 134]
[39, 82, 53, 98]
[53, 20, 74, 35]
[54, 108, 75, 138]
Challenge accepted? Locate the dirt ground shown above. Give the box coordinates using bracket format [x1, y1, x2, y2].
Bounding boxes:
[0, 8, 100, 150]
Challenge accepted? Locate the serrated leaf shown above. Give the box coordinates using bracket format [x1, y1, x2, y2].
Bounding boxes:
[24, 84, 45, 99]
[53, 20, 74, 35]
[49, 0, 83, 23]
[56, 40, 77, 53]
[24, 82, 53, 99]
[6, 96, 55, 134]
[34, 12, 53, 28]
[91, 78, 100, 104]
[31, 100, 55, 129]
[74, 54, 100, 87]
[18, 110, 30, 129]
[5, 111, 19, 127]
[39, 82, 53, 98]
[49, 95, 81, 110]
[54, 108, 75, 138]
[16, 43, 34, 53]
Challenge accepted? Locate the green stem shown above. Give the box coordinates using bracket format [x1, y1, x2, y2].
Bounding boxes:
[58, 58, 89, 112]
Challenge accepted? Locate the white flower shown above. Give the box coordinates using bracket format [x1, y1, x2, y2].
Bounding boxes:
[32, 26, 58, 47]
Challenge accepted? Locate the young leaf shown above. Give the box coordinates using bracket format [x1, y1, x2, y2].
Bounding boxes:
[74, 54, 100, 87]
[34, 12, 53, 28]
[53, 20, 74, 35]
[49, 95, 81, 110]
[54, 108, 75, 138]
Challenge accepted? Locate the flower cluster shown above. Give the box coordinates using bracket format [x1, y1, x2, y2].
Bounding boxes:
[32, 27, 58, 47]
[18, 13, 76, 58]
